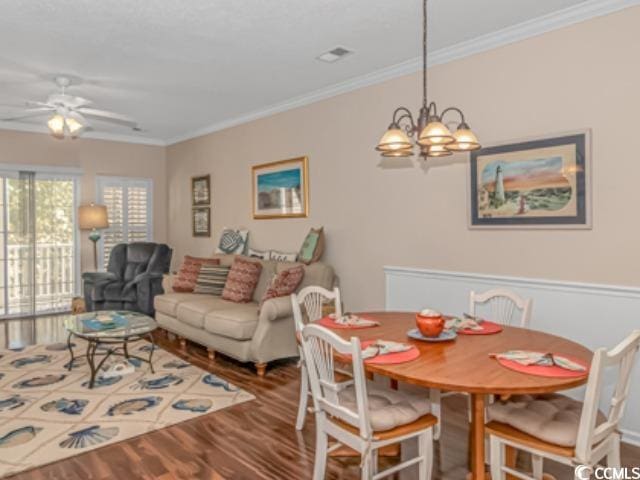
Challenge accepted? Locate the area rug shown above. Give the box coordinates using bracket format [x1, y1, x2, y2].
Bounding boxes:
[0, 340, 254, 477]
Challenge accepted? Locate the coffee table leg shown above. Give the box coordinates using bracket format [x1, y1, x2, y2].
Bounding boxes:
[66, 332, 75, 371]
[469, 393, 486, 480]
[86, 340, 98, 389]
[123, 339, 129, 359]
[148, 332, 156, 374]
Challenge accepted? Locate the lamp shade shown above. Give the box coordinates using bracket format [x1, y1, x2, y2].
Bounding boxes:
[78, 204, 109, 230]
[417, 120, 454, 146]
[376, 128, 413, 152]
[446, 125, 481, 152]
[425, 144, 453, 157]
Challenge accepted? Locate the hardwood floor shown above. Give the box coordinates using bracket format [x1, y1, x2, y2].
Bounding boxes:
[3, 317, 640, 480]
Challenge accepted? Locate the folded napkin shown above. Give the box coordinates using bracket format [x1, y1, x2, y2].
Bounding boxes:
[445, 316, 483, 332]
[493, 350, 587, 372]
[329, 313, 379, 327]
[362, 340, 411, 360]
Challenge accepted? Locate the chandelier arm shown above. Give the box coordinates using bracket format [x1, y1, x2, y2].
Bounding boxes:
[396, 113, 418, 137]
[391, 107, 416, 129]
[427, 101, 438, 118]
[440, 106, 466, 124]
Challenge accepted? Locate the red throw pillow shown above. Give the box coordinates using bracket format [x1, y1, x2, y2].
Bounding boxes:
[173, 256, 220, 292]
[260, 266, 305, 307]
[221, 258, 263, 303]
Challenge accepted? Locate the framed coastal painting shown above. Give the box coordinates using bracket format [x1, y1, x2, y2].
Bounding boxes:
[252, 156, 309, 219]
[192, 175, 210, 205]
[192, 207, 210, 237]
[469, 131, 591, 229]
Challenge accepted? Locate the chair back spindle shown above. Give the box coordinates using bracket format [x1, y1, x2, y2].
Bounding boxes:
[469, 288, 532, 328]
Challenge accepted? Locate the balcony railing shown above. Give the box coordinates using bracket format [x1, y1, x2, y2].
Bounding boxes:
[3, 243, 76, 316]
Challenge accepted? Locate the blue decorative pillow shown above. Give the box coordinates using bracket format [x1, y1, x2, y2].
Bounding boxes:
[216, 228, 249, 255]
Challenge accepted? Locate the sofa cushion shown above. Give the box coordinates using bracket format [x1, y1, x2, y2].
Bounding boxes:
[222, 258, 262, 303]
[204, 303, 260, 340]
[176, 296, 231, 329]
[276, 261, 334, 291]
[487, 394, 602, 447]
[338, 381, 431, 432]
[193, 264, 230, 295]
[173, 256, 220, 292]
[252, 260, 276, 303]
[260, 265, 304, 307]
[154, 292, 202, 317]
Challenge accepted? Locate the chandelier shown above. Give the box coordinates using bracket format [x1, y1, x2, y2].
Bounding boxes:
[376, 0, 480, 159]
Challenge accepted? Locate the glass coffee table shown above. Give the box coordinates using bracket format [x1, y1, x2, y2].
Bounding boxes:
[64, 310, 158, 389]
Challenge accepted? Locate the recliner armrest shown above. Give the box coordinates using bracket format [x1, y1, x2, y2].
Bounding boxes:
[260, 296, 294, 322]
[82, 272, 117, 284]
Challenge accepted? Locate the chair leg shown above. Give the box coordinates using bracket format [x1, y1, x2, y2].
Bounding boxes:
[429, 388, 442, 441]
[313, 429, 328, 480]
[418, 429, 433, 480]
[371, 449, 379, 476]
[607, 433, 621, 468]
[361, 451, 373, 480]
[296, 364, 309, 431]
[532, 454, 543, 479]
[489, 435, 505, 480]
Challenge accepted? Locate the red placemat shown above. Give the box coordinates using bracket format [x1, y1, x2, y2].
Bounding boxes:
[458, 320, 503, 335]
[361, 340, 420, 365]
[496, 353, 589, 378]
[316, 316, 379, 330]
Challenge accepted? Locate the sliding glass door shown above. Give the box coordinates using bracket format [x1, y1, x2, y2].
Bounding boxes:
[0, 171, 79, 318]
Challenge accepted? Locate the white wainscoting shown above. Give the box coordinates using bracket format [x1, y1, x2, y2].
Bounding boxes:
[384, 266, 640, 446]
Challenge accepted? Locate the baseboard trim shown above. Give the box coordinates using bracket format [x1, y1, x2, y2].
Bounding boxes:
[621, 428, 640, 447]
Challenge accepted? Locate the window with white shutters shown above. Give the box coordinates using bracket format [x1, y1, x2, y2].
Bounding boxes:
[97, 177, 153, 270]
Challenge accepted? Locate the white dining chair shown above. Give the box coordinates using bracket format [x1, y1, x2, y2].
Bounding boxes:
[301, 323, 437, 480]
[487, 330, 640, 480]
[430, 288, 533, 440]
[292, 286, 342, 430]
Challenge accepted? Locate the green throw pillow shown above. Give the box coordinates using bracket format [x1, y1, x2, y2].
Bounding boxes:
[298, 227, 325, 264]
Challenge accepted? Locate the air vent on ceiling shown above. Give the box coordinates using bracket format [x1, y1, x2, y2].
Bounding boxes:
[316, 46, 354, 63]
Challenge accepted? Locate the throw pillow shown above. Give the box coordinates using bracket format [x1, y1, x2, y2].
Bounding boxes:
[173, 256, 220, 292]
[247, 247, 269, 260]
[216, 227, 249, 255]
[269, 250, 298, 262]
[260, 265, 305, 307]
[298, 227, 325, 264]
[193, 265, 231, 295]
[222, 258, 263, 303]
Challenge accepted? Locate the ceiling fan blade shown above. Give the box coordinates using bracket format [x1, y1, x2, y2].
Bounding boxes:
[66, 110, 91, 128]
[76, 107, 137, 128]
[1, 108, 55, 121]
[68, 96, 92, 109]
[25, 100, 53, 109]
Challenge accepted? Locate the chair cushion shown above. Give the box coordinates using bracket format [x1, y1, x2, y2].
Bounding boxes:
[222, 258, 262, 303]
[154, 292, 202, 317]
[176, 297, 231, 329]
[204, 303, 259, 340]
[339, 381, 431, 432]
[487, 394, 593, 447]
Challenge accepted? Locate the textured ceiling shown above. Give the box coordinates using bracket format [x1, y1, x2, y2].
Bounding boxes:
[0, 0, 598, 144]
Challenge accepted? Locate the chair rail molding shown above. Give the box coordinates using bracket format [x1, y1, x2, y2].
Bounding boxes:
[384, 265, 640, 447]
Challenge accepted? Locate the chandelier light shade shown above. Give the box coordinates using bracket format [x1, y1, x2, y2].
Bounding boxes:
[375, 0, 481, 160]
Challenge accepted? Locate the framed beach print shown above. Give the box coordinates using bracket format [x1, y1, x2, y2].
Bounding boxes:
[192, 207, 211, 237]
[469, 131, 591, 229]
[252, 156, 309, 219]
[192, 174, 210, 205]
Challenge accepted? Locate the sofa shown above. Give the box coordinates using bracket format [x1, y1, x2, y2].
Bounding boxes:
[154, 254, 336, 376]
[83, 242, 173, 315]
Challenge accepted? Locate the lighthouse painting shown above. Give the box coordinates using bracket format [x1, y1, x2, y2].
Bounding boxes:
[470, 132, 589, 228]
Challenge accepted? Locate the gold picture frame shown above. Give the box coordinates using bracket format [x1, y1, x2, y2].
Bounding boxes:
[252, 156, 309, 219]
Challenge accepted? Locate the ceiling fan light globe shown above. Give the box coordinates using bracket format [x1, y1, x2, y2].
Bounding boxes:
[418, 121, 454, 146]
[376, 128, 413, 152]
[65, 117, 84, 135]
[47, 114, 65, 136]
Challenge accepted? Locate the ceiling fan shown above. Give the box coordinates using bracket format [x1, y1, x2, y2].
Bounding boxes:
[1, 75, 140, 139]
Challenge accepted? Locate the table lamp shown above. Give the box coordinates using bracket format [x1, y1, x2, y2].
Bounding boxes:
[79, 203, 109, 270]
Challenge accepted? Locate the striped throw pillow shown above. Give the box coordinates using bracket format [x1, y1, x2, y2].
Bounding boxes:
[194, 265, 231, 296]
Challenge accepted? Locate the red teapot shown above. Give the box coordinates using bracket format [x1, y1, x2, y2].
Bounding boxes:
[416, 309, 444, 338]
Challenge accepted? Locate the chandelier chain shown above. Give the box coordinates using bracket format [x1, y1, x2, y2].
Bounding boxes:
[422, 0, 428, 108]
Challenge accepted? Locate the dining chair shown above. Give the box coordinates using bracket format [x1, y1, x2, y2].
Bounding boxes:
[487, 329, 640, 480]
[292, 286, 342, 431]
[301, 323, 437, 480]
[430, 289, 533, 440]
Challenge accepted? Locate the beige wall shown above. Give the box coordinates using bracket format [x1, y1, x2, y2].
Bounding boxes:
[0, 129, 167, 273]
[167, 7, 638, 310]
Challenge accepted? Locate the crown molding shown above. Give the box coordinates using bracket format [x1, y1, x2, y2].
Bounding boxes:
[0, 122, 166, 146]
[167, 0, 640, 146]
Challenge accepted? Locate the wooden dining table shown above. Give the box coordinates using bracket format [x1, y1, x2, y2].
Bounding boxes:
[330, 312, 592, 480]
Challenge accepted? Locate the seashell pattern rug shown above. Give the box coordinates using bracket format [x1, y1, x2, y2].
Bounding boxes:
[0, 339, 255, 477]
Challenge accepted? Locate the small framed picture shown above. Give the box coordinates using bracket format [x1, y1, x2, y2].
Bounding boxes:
[252, 156, 309, 219]
[469, 131, 591, 229]
[192, 207, 210, 237]
[192, 175, 211, 205]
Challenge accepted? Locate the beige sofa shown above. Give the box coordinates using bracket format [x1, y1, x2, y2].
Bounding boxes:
[154, 254, 335, 376]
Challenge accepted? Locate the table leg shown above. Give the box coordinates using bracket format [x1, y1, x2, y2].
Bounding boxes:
[469, 393, 486, 480]
[86, 340, 97, 389]
[66, 332, 75, 371]
[148, 332, 156, 373]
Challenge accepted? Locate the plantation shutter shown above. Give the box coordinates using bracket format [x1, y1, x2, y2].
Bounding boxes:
[97, 177, 153, 270]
